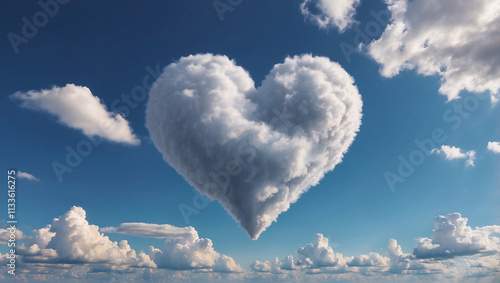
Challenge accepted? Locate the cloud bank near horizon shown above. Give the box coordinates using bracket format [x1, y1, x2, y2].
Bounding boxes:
[251, 212, 500, 280]
[15, 206, 242, 275]
[6, 209, 499, 282]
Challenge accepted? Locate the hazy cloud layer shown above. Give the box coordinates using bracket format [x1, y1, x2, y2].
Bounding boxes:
[17, 170, 40, 181]
[101, 223, 197, 239]
[431, 145, 476, 167]
[368, 0, 500, 103]
[300, 0, 360, 31]
[146, 53, 362, 240]
[12, 84, 140, 145]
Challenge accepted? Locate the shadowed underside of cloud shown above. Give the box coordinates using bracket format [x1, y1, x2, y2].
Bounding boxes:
[145, 53, 363, 240]
[12, 84, 140, 145]
[368, 0, 500, 103]
[300, 0, 360, 32]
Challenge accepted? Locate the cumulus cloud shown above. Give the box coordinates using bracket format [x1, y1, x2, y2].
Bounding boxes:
[17, 170, 40, 181]
[13, 206, 243, 281]
[101, 223, 197, 239]
[0, 228, 25, 245]
[300, 0, 360, 31]
[9, 210, 500, 281]
[386, 238, 448, 275]
[19, 206, 155, 268]
[413, 212, 500, 259]
[251, 256, 296, 273]
[487, 141, 500, 154]
[149, 231, 243, 273]
[297, 234, 347, 268]
[348, 252, 388, 267]
[12, 84, 140, 145]
[368, 0, 500, 103]
[251, 213, 500, 280]
[431, 145, 476, 166]
[146, 53, 362, 239]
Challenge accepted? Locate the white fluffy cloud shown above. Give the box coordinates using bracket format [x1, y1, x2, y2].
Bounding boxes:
[101, 223, 197, 239]
[102, 222, 243, 272]
[12, 84, 140, 145]
[19, 206, 155, 268]
[15, 206, 243, 281]
[431, 145, 476, 167]
[348, 252, 388, 267]
[297, 233, 347, 268]
[413, 213, 500, 259]
[251, 213, 500, 280]
[386, 238, 446, 275]
[9, 210, 500, 281]
[368, 0, 500, 103]
[17, 170, 40, 181]
[149, 232, 243, 273]
[251, 256, 296, 273]
[146, 53, 362, 240]
[487, 141, 500, 154]
[300, 0, 360, 31]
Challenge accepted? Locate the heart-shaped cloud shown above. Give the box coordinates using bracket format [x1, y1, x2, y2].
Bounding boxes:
[146, 54, 362, 239]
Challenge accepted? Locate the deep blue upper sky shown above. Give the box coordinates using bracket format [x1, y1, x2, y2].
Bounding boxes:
[1, 0, 499, 271]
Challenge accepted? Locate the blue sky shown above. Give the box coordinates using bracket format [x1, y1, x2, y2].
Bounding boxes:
[1, 0, 499, 282]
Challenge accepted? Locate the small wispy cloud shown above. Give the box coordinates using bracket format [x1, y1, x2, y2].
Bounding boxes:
[17, 170, 40, 181]
[431, 145, 476, 167]
[487, 141, 500, 154]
